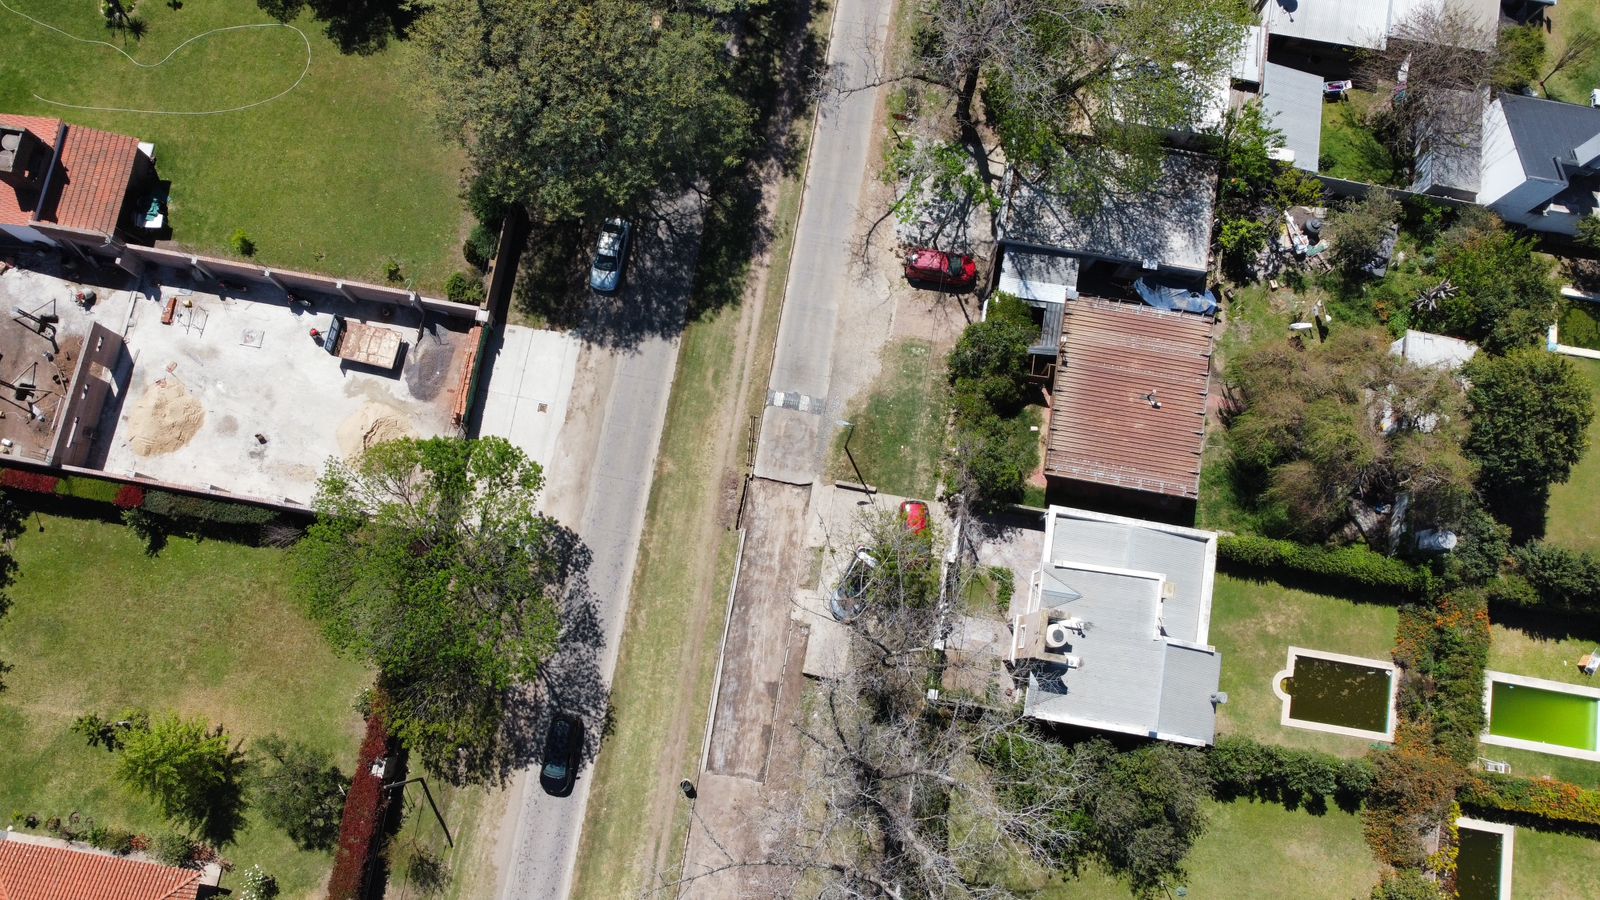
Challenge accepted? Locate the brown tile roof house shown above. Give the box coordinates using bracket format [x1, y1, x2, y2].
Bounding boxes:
[0, 839, 202, 900]
[0, 114, 140, 236]
[1046, 298, 1214, 500]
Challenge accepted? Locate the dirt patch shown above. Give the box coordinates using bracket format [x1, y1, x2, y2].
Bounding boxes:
[336, 402, 414, 458]
[127, 378, 205, 456]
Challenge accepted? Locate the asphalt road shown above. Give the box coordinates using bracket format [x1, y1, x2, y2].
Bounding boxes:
[753, 0, 894, 485]
[496, 204, 698, 900]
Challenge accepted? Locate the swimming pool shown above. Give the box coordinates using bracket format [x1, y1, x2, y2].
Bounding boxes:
[1455, 818, 1514, 900]
[1482, 671, 1600, 762]
[1273, 647, 1398, 741]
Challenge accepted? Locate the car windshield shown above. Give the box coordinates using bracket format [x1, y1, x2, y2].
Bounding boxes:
[542, 760, 568, 780]
[946, 256, 964, 276]
[593, 253, 618, 272]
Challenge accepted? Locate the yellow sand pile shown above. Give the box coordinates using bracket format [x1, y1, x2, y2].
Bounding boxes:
[337, 403, 414, 459]
[128, 379, 205, 456]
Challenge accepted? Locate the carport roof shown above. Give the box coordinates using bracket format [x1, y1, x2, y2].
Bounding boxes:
[1261, 63, 1323, 172]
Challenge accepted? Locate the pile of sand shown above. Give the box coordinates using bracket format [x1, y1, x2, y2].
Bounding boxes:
[337, 402, 414, 459]
[128, 379, 205, 456]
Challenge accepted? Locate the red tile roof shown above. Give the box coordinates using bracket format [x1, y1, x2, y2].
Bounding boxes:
[1046, 298, 1215, 499]
[0, 841, 201, 900]
[0, 114, 140, 236]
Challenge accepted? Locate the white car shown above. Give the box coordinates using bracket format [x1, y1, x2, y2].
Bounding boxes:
[588, 218, 632, 293]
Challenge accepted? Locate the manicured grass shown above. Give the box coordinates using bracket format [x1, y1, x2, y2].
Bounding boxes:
[1545, 0, 1600, 106]
[1544, 357, 1600, 553]
[1511, 826, 1600, 899]
[0, 1, 468, 292]
[829, 338, 950, 500]
[999, 800, 1379, 899]
[1320, 90, 1402, 186]
[1558, 301, 1600, 351]
[0, 514, 370, 899]
[1209, 573, 1400, 756]
[1480, 615, 1600, 787]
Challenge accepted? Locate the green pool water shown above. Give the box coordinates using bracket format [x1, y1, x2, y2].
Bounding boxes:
[1488, 681, 1600, 751]
[1283, 656, 1392, 733]
[1456, 827, 1502, 900]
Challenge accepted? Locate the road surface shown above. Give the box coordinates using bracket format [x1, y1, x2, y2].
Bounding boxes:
[495, 205, 698, 900]
[753, 0, 894, 485]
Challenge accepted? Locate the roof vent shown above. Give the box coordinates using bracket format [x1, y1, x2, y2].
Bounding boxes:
[0, 126, 43, 184]
[1045, 621, 1073, 650]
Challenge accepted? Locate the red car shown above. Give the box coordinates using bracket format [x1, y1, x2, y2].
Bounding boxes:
[904, 249, 977, 290]
[900, 499, 930, 535]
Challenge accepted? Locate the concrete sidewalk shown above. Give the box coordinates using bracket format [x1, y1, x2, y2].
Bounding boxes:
[473, 325, 580, 469]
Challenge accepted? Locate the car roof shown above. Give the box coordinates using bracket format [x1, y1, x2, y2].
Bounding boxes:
[908, 249, 947, 267]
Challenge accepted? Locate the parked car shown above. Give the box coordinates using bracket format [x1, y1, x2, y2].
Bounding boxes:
[903, 248, 977, 290]
[830, 546, 879, 623]
[539, 713, 585, 797]
[899, 499, 929, 535]
[589, 218, 632, 293]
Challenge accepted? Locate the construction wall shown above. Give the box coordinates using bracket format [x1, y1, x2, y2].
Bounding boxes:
[49, 322, 126, 468]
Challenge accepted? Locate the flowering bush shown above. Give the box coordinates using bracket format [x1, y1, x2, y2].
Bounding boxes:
[0, 467, 59, 495]
[1461, 773, 1600, 826]
[113, 484, 146, 510]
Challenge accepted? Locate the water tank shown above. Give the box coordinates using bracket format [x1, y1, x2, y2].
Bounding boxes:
[1045, 621, 1072, 650]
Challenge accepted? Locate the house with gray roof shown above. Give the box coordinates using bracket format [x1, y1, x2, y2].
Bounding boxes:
[1007, 506, 1222, 746]
[1476, 92, 1600, 237]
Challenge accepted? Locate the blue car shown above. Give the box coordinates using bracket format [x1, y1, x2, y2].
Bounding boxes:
[588, 218, 631, 293]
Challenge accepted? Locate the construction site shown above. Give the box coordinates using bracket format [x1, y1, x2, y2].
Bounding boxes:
[0, 249, 482, 507]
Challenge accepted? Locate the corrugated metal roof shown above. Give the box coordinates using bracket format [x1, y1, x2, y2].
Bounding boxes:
[0, 114, 139, 235]
[0, 841, 201, 900]
[1261, 63, 1323, 173]
[1157, 644, 1221, 743]
[1046, 298, 1214, 499]
[1049, 515, 1212, 642]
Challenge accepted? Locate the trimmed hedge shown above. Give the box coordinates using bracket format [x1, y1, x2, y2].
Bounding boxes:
[1208, 735, 1373, 812]
[143, 491, 278, 527]
[1218, 534, 1433, 595]
[328, 713, 393, 900]
[58, 476, 124, 504]
[0, 468, 59, 495]
[1508, 541, 1600, 614]
[1461, 772, 1600, 828]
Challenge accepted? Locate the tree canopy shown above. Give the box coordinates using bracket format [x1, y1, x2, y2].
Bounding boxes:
[114, 714, 251, 844]
[254, 736, 348, 851]
[295, 436, 571, 781]
[413, 0, 752, 221]
[1416, 215, 1559, 354]
[1463, 349, 1595, 509]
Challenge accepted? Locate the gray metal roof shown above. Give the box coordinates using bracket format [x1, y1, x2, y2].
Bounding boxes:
[999, 248, 1079, 303]
[1021, 508, 1220, 745]
[1157, 644, 1222, 743]
[999, 152, 1217, 275]
[1500, 93, 1600, 183]
[1265, 0, 1497, 51]
[1261, 63, 1323, 173]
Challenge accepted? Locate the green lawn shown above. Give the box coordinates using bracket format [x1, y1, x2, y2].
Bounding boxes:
[1544, 357, 1600, 553]
[0, 515, 370, 900]
[1545, 0, 1600, 106]
[1480, 615, 1600, 787]
[1320, 90, 1402, 186]
[1512, 827, 1600, 899]
[1210, 573, 1400, 756]
[0, 1, 468, 292]
[829, 338, 950, 500]
[1000, 800, 1379, 899]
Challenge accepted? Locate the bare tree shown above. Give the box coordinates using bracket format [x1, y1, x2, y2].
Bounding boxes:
[1356, 3, 1498, 176]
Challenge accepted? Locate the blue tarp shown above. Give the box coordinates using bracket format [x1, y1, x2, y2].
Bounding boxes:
[1134, 278, 1217, 316]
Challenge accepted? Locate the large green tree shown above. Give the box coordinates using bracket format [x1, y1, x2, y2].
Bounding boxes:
[114, 714, 251, 843]
[295, 436, 568, 781]
[253, 735, 348, 851]
[1464, 349, 1594, 508]
[413, 0, 752, 221]
[1419, 215, 1559, 354]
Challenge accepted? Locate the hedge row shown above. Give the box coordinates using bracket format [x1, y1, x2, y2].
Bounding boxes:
[328, 712, 393, 900]
[1503, 541, 1600, 615]
[142, 490, 278, 527]
[1460, 773, 1600, 828]
[1217, 534, 1433, 595]
[1208, 735, 1374, 812]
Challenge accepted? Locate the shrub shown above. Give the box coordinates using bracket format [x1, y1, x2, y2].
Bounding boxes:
[59, 476, 123, 504]
[229, 230, 256, 257]
[1208, 736, 1373, 812]
[1217, 534, 1432, 595]
[0, 468, 60, 495]
[464, 223, 499, 271]
[142, 491, 278, 528]
[1510, 541, 1600, 613]
[1372, 869, 1447, 900]
[254, 735, 349, 851]
[115, 715, 250, 840]
[238, 864, 280, 900]
[1326, 190, 1400, 278]
[444, 271, 486, 305]
[1580, 216, 1600, 253]
[1393, 594, 1490, 765]
[85, 824, 136, 855]
[113, 484, 146, 510]
[1362, 747, 1467, 868]
[382, 259, 403, 283]
[1460, 772, 1600, 827]
[328, 713, 393, 900]
[149, 831, 194, 867]
[991, 567, 1014, 616]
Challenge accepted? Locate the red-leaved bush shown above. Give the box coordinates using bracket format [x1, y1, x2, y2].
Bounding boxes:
[0, 468, 59, 495]
[113, 484, 146, 510]
[328, 711, 392, 900]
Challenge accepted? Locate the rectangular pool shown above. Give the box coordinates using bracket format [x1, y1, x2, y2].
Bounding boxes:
[1455, 818, 1513, 900]
[1275, 647, 1397, 741]
[1483, 671, 1600, 761]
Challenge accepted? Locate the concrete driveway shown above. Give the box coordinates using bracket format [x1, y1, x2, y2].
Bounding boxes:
[473, 325, 581, 470]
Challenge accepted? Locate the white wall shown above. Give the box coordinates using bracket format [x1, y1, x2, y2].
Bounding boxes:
[1477, 99, 1528, 207]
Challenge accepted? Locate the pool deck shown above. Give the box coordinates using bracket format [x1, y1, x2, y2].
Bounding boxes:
[1273, 646, 1398, 743]
[1482, 670, 1600, 762]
